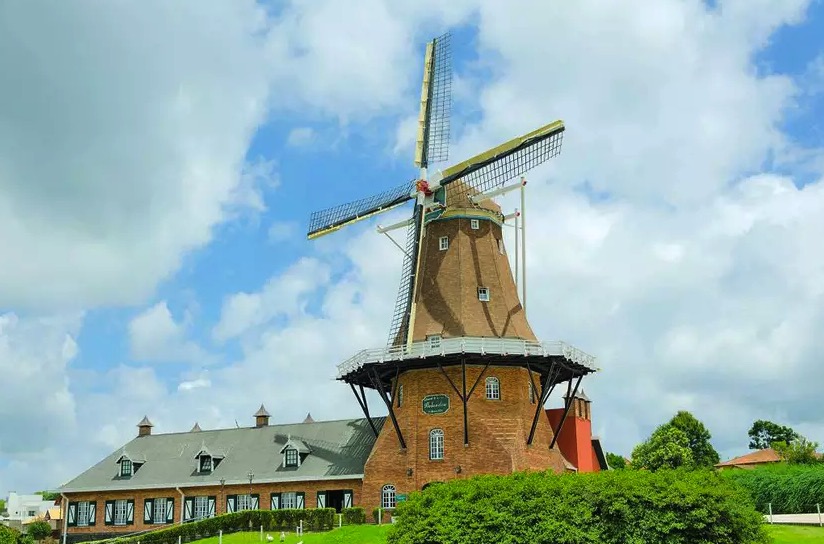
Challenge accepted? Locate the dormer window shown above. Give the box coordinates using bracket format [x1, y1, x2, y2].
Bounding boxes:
[478, 287, 490, 302]
[116, 454, 141, 477]
[120, 459, 132, 477]
[439, 236, 449, 251]
[285, 448, 298, 468]
[194, 447, 223, 473]
[200, 455, 212, 472]
[280, 436, 311, 469]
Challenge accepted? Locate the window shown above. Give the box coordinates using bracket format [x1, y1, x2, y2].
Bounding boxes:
[381, 485, 396, 509]
[193, 497, 208, 521]
[281, 492, 296, 510]
[429, 429, 444, 460]
[485, 377, 500, 400]
[236, 494, 253, 512]
[428, 335, 441, 349]
[285, 448, 298, 467]
[114, 499, 128, 526]
[397, 384, 403, 408]
[28, 510, 37, 517]
[199, 455, 212, 472]
[153, 498, 167, 524]
[439, 236, 449, 251]
[120, 459, 132, 477]
[76, 501, 90, 527]
[470, 219, 479, 230]
[478, 287, 490, 301]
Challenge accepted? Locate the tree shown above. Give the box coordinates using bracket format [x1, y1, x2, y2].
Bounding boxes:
[631, 424, 694, 471]
[606, 452, 626, 469]
[38, 492, 59, 502]
[0, 498, 6, 515]
[26, 521, 51, 541]
[748, 420, 798, 450]
[772, 436, 821, 464]
[668, 411, 720, 467]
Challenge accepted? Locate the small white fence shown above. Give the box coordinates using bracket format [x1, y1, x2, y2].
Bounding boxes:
[764, 503, 823, 526]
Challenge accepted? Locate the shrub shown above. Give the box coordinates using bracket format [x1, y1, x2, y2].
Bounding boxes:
[722, 463, 824, 514]
[371, 507, 381, 524]
[26, 521, 52, 541]
[17, 535, 35, 544]
[387, 469, 768, 544]
[341, 507, 366, 525]
[97, 508, 338, 544]
[0, 525, 20, 544]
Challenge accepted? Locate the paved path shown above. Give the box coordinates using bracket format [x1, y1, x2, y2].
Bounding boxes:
[764, 513, 824, 526]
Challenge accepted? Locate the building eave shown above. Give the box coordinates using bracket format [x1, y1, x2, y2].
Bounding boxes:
[56, 473, 365, 495]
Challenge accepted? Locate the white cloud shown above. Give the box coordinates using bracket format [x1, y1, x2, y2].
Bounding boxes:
[286, 127, 316, 147]
[268, 221, 298, 243]
[128, 301, 209, 364]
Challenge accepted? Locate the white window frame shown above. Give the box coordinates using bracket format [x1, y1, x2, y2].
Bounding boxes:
[200, 455, 212, 472]
[485, 377, 501, 400]
[281, 492, 297, 510]
[470, 219, 479, 230]
[439, 236, 449, 251]
[76, 502, 90, 527]
[114, 499, 128, 526]
[285, 448, 298, 467]
[120, 459, 132, 477]
[193, 496, 208, 521]
[478, 287, 490, 302]
[429, 429, 444, 460]
[236, 494, 252, 512]
[152, 498, 167, 524]
[381, 485, 396, 509]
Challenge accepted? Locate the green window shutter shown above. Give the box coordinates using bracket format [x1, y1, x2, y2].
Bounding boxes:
[126, 499, 135, 525]
[183, 497, 193, 522]
[207, 496, 216, 518]
[226, 495, 236, 514]
[296, 492, 305, 509]
[67, 502, 77, 527]
[250, 494, 260, 510]
[104, 500, 115, 526]
[269, 493, 279, 510]
[166, 498, 175, 524]
[144, 499, 153, 524]
[343, 490, 353, 508]
[88, 501, 97, 527]
[316, 492, 325, 508]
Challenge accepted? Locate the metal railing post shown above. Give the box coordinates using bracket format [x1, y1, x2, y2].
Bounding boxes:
[768, 503, 773, 524]
[818, 503, 822, 527]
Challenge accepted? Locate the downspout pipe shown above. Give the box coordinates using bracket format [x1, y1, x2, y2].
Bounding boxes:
[176, 488, 185, 525]
[61, 494, 68, 544]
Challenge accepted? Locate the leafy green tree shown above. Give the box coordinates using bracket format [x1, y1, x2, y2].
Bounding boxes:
[0, 498, 6, 515]
[0, 525, 19, 544]
[632, 425, 694, 471]
[748, 419, 798, 450]
[772, 436, 821, 464]
[606, 452, 626, 469]
[26, 521, 52, 541]
[37, 492, 59, 502]
[668, 411, 720, 467]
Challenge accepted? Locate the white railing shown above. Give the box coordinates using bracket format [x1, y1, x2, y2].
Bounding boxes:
[336, 336, 598, 378]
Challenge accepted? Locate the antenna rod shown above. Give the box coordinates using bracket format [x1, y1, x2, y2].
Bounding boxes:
[520, 178, 527, 314]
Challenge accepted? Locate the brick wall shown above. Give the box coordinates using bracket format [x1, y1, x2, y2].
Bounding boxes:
[63, 478, 363, 540]
[362, 364, 570, 509]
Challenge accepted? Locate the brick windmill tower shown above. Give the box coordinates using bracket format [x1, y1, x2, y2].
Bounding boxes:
[307, 33, 596, 509]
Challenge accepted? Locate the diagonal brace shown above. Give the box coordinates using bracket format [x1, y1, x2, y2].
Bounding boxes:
[549, 374, 584, 450]
[368, 367, 407, 450]
[350, 383, 379, 438]
[527, 362, 563, 445]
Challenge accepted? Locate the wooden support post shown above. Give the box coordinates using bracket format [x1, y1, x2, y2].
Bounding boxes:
[349, 383, 379, 437]
[369, 367, 407, 449]
[549, 374, 584, 450]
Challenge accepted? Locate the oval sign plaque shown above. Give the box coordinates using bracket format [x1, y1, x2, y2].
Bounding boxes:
[422, 394, 450, 414]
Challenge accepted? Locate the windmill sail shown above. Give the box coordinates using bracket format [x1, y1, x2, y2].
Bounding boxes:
[438, 120, 565, 201]
[415, 32, 452, 170]
[387, 202, 424, 347]
[307, 179, 415, 239]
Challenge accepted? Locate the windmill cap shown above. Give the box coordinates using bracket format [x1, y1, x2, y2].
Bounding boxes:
[137, 416, 154, 427]
[254, 404, 271, 417]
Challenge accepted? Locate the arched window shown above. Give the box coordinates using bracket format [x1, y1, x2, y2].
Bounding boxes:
[381, 485, 396, 509]
[485, 377, 500, 400]
[429, 429, 444, 460]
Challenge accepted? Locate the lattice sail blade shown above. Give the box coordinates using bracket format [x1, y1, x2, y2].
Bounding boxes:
[437, 120, 565, 199]
[387, 202, 424, 347]
[414, 32, 452, 169]
[307, 180, 415, 239]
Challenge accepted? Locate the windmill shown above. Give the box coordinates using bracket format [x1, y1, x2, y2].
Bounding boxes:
[307, 32, 565, 350]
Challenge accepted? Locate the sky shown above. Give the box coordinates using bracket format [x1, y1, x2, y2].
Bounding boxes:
[1, 0, 823, 496]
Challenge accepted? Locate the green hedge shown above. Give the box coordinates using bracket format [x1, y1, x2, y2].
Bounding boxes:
[387, 469, 768, 544]
[100, 509, 337, 544]
[0, 525, 19, 544]
[722, 464, 824, 514]
[341, 507, 366, 525]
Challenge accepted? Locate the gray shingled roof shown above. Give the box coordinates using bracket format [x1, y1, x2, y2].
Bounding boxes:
[59, 417, 384, 493]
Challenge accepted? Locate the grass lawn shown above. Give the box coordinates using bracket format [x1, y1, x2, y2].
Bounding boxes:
[766, 524, 824, 543]
[192, 526, 390, 544]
